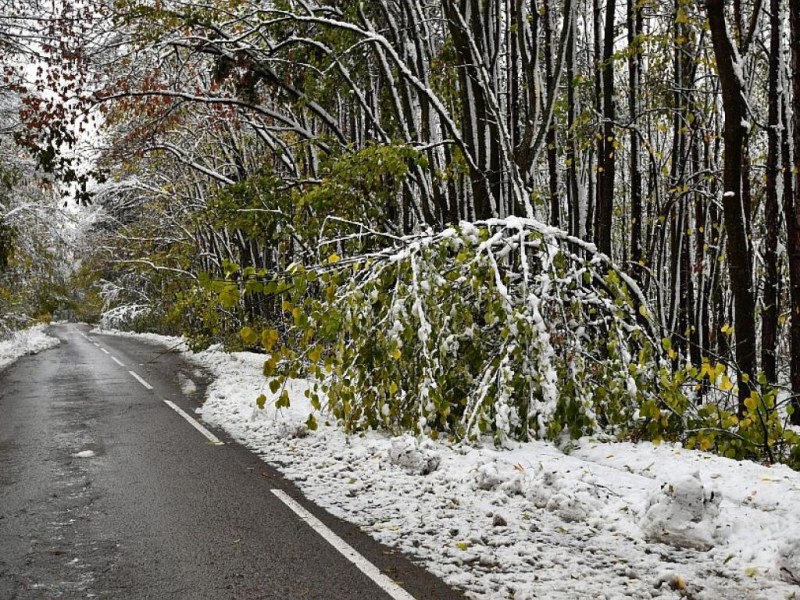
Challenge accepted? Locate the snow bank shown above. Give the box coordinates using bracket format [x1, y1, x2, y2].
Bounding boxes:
[103, 330, 800, 599]
[0, 324, 60, 371]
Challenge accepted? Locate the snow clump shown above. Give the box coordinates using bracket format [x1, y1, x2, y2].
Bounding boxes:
[472, 460, 529, 496]
[388, 434, 440, 475]
[640, 471, 722, 550]
[527, 468, 608, 523]
[777, 539, 800, 584]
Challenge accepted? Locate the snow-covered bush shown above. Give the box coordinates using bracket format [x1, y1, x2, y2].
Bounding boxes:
[263, 218, 671, 442]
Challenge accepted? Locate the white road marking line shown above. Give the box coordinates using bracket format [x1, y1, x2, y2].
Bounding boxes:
[271, 489, 416, 600]
[93, 342, 101, 348]
[162, 400, 223, 445]
[100, 348, 110, 355]
[111, 356, 125, 367]
[128, 371, 153, 390]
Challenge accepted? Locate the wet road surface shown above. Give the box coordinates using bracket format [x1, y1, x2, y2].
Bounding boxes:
[0, 324, 463, 600]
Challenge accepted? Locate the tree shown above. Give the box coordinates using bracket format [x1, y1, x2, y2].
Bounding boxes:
[594, 0, 616, 256]
[789, 0, 800, 422]
[704, 0, 757, 415]
[761, 0, 781, 384]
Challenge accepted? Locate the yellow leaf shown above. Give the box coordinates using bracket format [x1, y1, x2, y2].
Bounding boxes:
[263, 355, 277, 377]
[262, 328, 280, 351]
[391, 348, 402, 360]
[328, 254, 340, 264]
[388, 382, 399, 395]
[700, 360, 713, 379]
[240, 326, 258, 345]
[720, 375, 733, 392]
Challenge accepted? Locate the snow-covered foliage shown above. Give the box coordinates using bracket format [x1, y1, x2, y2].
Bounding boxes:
[266, 218, 667, 443]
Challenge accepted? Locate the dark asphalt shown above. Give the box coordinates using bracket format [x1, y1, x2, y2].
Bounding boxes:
[0, 324, 463, 600]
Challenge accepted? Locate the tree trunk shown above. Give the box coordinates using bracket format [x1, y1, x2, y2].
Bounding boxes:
[543, 0, 560, 227]
[788, 0, 800, 422]
[566, 13, 581, 239]
[705, 0, 757, 416]
[628, 0, 642, 270]
[761, 0, 780, 384]
[595, 0, 616, 256]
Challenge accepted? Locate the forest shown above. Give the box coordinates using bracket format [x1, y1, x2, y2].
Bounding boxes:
[2, 0, 800, 466]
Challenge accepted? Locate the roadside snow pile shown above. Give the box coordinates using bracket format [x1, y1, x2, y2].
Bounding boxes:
[778, 539, 800, 584]
[0, 324, 60, 371]
[103, 331, 800, 600]
[640, 471, 722, 550]
[388, 434, 441, 475]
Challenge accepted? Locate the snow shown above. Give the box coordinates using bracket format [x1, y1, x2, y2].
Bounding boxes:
[0, 324, 61, 371]
[102, 330, 800, 599]
[72, 450, 96, 458]
[639, 471, 721, 551]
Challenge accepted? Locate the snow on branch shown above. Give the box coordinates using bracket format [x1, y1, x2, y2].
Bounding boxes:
[275, 218, 673, 444]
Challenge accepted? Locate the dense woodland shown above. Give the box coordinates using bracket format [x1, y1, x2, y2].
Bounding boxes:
[3, 0, 800, 464]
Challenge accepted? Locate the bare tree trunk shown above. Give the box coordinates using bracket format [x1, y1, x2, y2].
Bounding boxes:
[761, 0, 781, 384]
[543, 0, 560, 227]
[566, 14, 581, 239]
[595, 0, 616, 256]
[628, 0, 642, 271]
[705, 0, 757, 416]
[788, 0, 800, 422]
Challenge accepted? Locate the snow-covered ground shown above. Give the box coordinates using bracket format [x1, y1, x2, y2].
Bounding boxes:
[0, 324, 60, 371]
[104, 330, 800, 599]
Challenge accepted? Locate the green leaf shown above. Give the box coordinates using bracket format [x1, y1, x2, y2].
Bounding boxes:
[256, 394, 267, 409]
[218, 282, 240, 308]
[306, 414, 318, 431]
[275, 389, 291, 409]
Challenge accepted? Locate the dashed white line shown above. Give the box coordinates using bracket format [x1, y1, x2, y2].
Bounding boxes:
[111, 356, 125, 367]
[100, 348, 110, 355]
[128, 371, 153, 390]
[270, 489, 416, 600]
[93, 342, 101, 348]
[162, 400, 223, 445]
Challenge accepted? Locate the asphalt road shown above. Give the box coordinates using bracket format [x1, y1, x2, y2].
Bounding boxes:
[0, 324, 464, 600]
